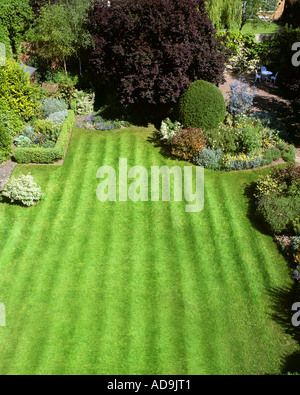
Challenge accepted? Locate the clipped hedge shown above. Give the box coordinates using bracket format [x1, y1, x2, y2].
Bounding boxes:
[14, 110, 75, 164]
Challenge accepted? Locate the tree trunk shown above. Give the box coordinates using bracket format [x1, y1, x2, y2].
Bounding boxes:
[79, 57, 82, 76]
[63, 57, 67, 76]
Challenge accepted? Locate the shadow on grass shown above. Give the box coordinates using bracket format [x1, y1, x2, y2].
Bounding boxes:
[146, 130, 178, 161]
[243, 179, 300, 375]
[267, 284, 300, 375]
[243, 181, 272, 236]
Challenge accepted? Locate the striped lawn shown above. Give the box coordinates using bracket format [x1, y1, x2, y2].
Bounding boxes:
[0, 126, 298, 375]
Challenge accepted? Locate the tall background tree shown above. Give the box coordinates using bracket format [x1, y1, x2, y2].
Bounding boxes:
[88, 0, 228, 113]
[205, 0, 279, 30]
[0, 0, 33, 53]
[240, 0, 278, 29]
[205, 0, 242, 30]
[28, 0, 92, 75]
[281, 0, 300, 27]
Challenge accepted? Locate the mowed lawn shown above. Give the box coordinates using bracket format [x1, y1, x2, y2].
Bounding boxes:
[0, 126, 298, 375]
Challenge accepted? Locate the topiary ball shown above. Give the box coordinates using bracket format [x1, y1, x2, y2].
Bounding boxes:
[177, 80, 226, 131]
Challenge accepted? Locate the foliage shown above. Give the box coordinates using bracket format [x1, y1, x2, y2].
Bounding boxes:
[14, 110, 75, 164]
[227, 80, 256, 116]
[218, 31, 261, 73]
[40, 98, 68, 119]
[46, 110, 69, 126]
[177, 80, 226, 131]
[0, 20, 12, 57]
[193, 148, 223, 170]
[75, 90, 95, 115]
[0, 99, 24, 137]
[254, 173, 286, 199]
[206, 0, 242, 30]
[206, 123, 241, 154]
[262, 147, 281, 165]
[0, 121, 12, 160]
[281, 145, 296, 163]
[240, 0, 278, 30]
[159, 118, 181, 143]
[0, 0, 33, 52]
[2, 173, 44, 207]
[221, 152, 263, 170]
[254, 164, 300, 239]
[23, 125, 35, 139]
[88, 0, 228, 108]
[14, 135, 31, 148]
[170, 127, 206, 161]
[33, 119, 61, 142]
[28, 2, 76, 73]
[256, 195, 300, 235]
[0, 59, 42, 121]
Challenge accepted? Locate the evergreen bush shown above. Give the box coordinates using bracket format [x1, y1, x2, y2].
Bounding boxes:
[177, 80, 226, 131]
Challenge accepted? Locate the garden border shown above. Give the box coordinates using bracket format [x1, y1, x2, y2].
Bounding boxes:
[13, 110, 75, 165]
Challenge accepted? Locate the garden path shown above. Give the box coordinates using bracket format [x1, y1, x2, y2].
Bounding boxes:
[219, 71, 300, 161]
[0, 160, 16, 191]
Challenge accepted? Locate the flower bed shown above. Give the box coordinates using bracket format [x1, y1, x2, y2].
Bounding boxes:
[253, 164, 300, 286]
[14, 110, 75, 164]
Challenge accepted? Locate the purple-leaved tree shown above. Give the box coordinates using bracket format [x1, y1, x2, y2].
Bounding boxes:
[87, 0, 228, 109]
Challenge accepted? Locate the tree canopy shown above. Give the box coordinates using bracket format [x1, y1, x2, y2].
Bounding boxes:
[88, 0, 228, 109]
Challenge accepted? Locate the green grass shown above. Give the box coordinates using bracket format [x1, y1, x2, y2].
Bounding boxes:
[241, 21, 280, 34]
[0, 126, 298, 375]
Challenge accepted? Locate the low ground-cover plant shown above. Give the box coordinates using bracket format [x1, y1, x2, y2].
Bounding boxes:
[40, 98, 68, 119]
[80, 114, 131, 131]
[193, 148, 223, 170]
[2, 173, 44, 207]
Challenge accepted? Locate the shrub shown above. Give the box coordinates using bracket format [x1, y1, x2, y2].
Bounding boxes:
[40, 97, 68, 118]
[2, 173, 44, 207]
[254, 174, 285, 199]
[240, 125, 263, 154]
[160, 118, 181, 143]
[88, 0, 228, 108]
[218, 32, 261, 73]
[75, 90, 95, 115]
[227, 80, 256, 116]
[193, 148, 223, 170]
[0, 121, 13, 160]
[30, 133, 49, 147]
[171, 127, 206, 162]
[0, 59, 43, 121]
[293, 218, 300, 236]
[0, 99, 24, 137]
[262, 147, 282, 165]
[282, 145, 296, 163]
[33, 119, 60, 142]
[177, 80, 226, 131]
[256, 195, 300, 235]
[46, 109, 68, 125]
[205, 123, 240, 154]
